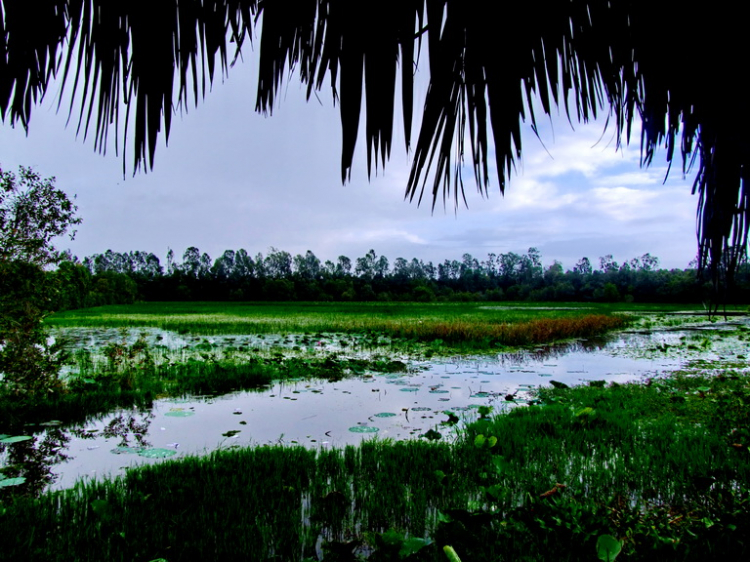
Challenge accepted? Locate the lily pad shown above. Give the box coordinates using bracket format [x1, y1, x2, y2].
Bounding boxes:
[348, 426, 380, 433]
[0, 435, 33, 444]
[429, 390, 449, 394]
[400, 387, 419, 392]
[38, 420, 63, 427]
[138, 448, 177, 459]
[374, 412, 397, 418]
[110, 446, 142, 455]
[0, 476, 26, 488]
[411, 407, 432, 411]
[164, 410, 195, 418]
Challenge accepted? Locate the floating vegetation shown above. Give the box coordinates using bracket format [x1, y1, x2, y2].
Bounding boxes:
[348, 426, 379, 433]
[137, 448, 177, 459]
[0, 435, 33, 444]
[0, 476, 26, 488]
[164, 410, 195, 418]
[373, 412, 397, 418]
[110, 446, 141, 455]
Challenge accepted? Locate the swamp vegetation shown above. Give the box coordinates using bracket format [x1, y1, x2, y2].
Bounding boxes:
[1, 302, 749, 560]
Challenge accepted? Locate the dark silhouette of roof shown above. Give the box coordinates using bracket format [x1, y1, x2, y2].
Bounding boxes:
[1, 1, 746, 273]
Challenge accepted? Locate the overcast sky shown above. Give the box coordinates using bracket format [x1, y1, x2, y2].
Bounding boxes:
[0, 53, 698, 272]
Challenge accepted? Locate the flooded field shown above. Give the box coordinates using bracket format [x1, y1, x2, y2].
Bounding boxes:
[3, 314, 749, 492]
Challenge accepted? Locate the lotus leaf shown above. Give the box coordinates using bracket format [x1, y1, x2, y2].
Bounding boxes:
[164, 410, 195, 417]
[374, 412, 396, 418]
[0, 476, 26, 488]
[110, 446, 142, 455]
[138, 448, 177, 459]
[348, 426, 379, 433]
[0, 436, 33, 444]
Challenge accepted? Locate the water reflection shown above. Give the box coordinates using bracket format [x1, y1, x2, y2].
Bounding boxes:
[5, 320, 750, 495]
[1, 411, 153, 500]
[0, 428, 69, 498]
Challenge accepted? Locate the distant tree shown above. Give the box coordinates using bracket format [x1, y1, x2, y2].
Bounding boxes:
[355, 249, 378, 280]
[264, 247, 292, 278]
[181, 247, 201, 278]
[336, 255, 352, 277]
[599, 255, 619, 273]
[573, 257, 593, 276]
[234, 249, 255, 279]
[293, 250, 321, 280]
[212, 250, 236, 280]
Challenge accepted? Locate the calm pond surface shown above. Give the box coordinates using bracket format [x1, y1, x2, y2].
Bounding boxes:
[3, 315, 749, 492]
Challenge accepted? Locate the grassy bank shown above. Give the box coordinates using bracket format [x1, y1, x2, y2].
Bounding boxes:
[2, 368, 748, 561]
[47, 301, 636, 347]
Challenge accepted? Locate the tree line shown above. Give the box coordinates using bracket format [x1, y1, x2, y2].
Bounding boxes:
[49, 246, 750, 310]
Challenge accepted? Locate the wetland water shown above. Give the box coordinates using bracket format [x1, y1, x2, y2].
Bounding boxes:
[3, 315, 749, 491]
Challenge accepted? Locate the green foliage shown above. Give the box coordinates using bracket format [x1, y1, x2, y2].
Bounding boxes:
[596, 534, 622, 561]
[0, 166, 81, 267]
[47, 301, 631, 352]
[0, 165, 81, 395]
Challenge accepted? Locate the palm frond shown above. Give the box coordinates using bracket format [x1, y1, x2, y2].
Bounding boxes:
[0, 0, 748, 278]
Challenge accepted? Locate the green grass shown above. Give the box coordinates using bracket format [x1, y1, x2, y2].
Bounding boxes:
[2, 370, 749, 561]
[46, 301, 640, 348]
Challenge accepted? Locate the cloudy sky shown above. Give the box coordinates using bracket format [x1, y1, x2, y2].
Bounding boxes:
[0, 53, 698, 272]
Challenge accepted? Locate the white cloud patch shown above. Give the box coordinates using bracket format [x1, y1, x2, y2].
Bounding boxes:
[345, 229, 428, 246]
[585, 186, 660, 221]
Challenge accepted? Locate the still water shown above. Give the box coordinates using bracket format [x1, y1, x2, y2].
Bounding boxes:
[3, 317, 748, 492]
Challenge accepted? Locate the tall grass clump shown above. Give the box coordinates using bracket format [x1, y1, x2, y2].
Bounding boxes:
[441, 372, 750, 560]
[46, 302, 631, 343]
[380, 313, 627, 347]
[1, 371, 748, 560]
[0, 441, 479, 561]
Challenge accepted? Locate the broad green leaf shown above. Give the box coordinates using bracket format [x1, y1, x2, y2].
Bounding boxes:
[348, 426, 379, 433]
[138, 448, 177, 459]
[0, 436, 33, 444]
[596, 534, 622, 561]
[0, 477, 26, 488]
[399, 537, 431, 557]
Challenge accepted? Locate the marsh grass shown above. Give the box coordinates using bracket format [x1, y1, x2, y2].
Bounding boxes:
[446, 370, 750, 560]
[47, 301, 633, 349]
[379, 314, 626, 346]
[2, 371, 748, 561]
[0, 347, 404, 427]
[0, 441, 476, 561]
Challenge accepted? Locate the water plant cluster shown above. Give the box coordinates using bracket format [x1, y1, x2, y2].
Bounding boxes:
[1, 368, 748, 560]
[49, 301, 631, 348]
[2, 302, 748, 559]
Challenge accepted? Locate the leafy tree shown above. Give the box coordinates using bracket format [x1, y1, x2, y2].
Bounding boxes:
[574, 257, 593, 276]
[0, 166, 81, 394]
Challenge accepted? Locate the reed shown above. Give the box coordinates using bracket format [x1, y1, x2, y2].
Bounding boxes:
[3, 371, 748, 560]
[378, 314, 627, 346]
